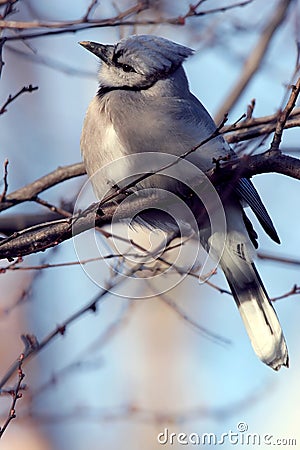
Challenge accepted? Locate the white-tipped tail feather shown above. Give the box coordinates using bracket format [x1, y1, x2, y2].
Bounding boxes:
[209, 203, 288, 370]
[219, 233, 288, 370]
[223, 259, 288, 370]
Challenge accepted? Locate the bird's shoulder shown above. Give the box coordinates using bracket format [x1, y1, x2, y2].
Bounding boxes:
[104, 89, 216, 135]
[85, 89, 234, 170]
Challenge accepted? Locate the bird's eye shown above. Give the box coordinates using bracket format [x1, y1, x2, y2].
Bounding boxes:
[121, 64, 135, 73]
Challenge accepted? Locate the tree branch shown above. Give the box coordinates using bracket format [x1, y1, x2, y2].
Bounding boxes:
[0, 151, 299, 261]
[0, 65, 299, 261]
[1, 0, 253, 42]
[223, 106, 300, 143]
[0, 84, 38, 115]
[0, 162, 85, 212]
[270, 78, 300, 150]
[0, 159, 9, 202]
[208, 149, 300, 181]
[0, 354, 24, 438]
[0, 260, 147, 388]
[258, 251, 300, 266]
[215, 0, 295, 123]
[1, 104, 299, 215]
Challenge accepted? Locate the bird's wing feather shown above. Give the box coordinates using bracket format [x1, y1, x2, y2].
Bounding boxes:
[235, 178, 280, 243]
[109, 90, 280, 243]
[110, 91, 234, 171]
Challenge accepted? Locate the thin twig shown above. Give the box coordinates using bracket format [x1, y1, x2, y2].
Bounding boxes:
[258, 251, 300, 266]
[82, 0, 100, 21]
[0, 107, 299, 215]
[0, 1, 253, 30]
[1, 0, 254, 42]
[0, 0, 18, 20]
[6, 43, 94, 78]
[270, 77, 300, 150]
[0, 37, 5, 78]
[27, 304, 134, 404]
[0, 354, 24, 438]
[0, 238, 231, 388]
[159, 294, 231, 346]
[271, 284, 300, 302]
[33, 196, 72, 218]
[215, 0, 294, 123]
[0, 162, 85, 212]
[223, 107, 300, 143]
[0, 158, 9, 202]
[223, 106, 300, 133]
[0, 254, 127, 272]
[0, 2, 148, 30]
[0, 150, 299, 260]
[0, 268, 42, 317]
[17, 387, 268, 425]
[246, 98, 256, 119]
[0, 84, 38, 115]
[184, 0, 253, 19]
[0, 259, 147, 388]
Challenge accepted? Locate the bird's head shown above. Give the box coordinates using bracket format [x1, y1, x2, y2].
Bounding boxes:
[79, 35, 193, 90]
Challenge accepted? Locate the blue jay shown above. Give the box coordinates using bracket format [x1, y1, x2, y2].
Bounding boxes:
[79, 35, 288, 370]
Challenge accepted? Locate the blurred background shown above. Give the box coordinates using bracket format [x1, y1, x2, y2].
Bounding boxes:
[0, 0, 300, 449]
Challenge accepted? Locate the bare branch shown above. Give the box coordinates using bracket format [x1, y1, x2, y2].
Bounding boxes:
[0, 354, 24, 438]
[223, 107, 300, 143]
[0, 37, 6, 78]
[82, 0, 100, 21]
[18, 387, 268, 425]
[0, 211, 64, 235]
[271, 284, 300, 302]
[0, 255, 124, 272]
[185, 0, 253, 18]
[270, 77, 300, 150]
[33, 196, 72, 218]
[0, 0, 298, 439]
[0, 194, 167, 259]
[0, 288, 104, 388]
[0, 1, 253, 31]
[0, 0, 18, 18]
[208, 150, 300, 183]
[6, 43, 94, 77]
[1, 1, 254, 42]
[0, 85, 38, 115]
[258, 252, 300, 266]
[0, 2, 148, 32]
[0, 162, 85, 212]
[0, 259, 146, 388]
[0, 159, 9, 202]
[0, 150, 299, 261]
[215, 0, 295, 123]
[246, 98, 256, 119]
[0, 105, 298, 217]
[160, 294, 231, 345]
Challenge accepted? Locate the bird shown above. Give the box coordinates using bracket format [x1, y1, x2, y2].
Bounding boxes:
[79, 34, 288, 370]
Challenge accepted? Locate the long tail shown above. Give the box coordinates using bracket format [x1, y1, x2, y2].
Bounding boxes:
[221, 247, 288, 370]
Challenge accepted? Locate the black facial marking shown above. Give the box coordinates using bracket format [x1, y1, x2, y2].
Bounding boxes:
[112, 48, 123, 64]
[111, 47, 136, 73]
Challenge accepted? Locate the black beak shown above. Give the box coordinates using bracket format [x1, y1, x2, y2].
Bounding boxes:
[79, 41, 114, 65]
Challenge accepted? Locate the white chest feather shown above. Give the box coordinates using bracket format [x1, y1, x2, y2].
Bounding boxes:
[81, 96, 132, 199]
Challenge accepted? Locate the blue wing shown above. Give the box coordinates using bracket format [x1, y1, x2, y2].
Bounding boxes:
[235, 178, 280, 244]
